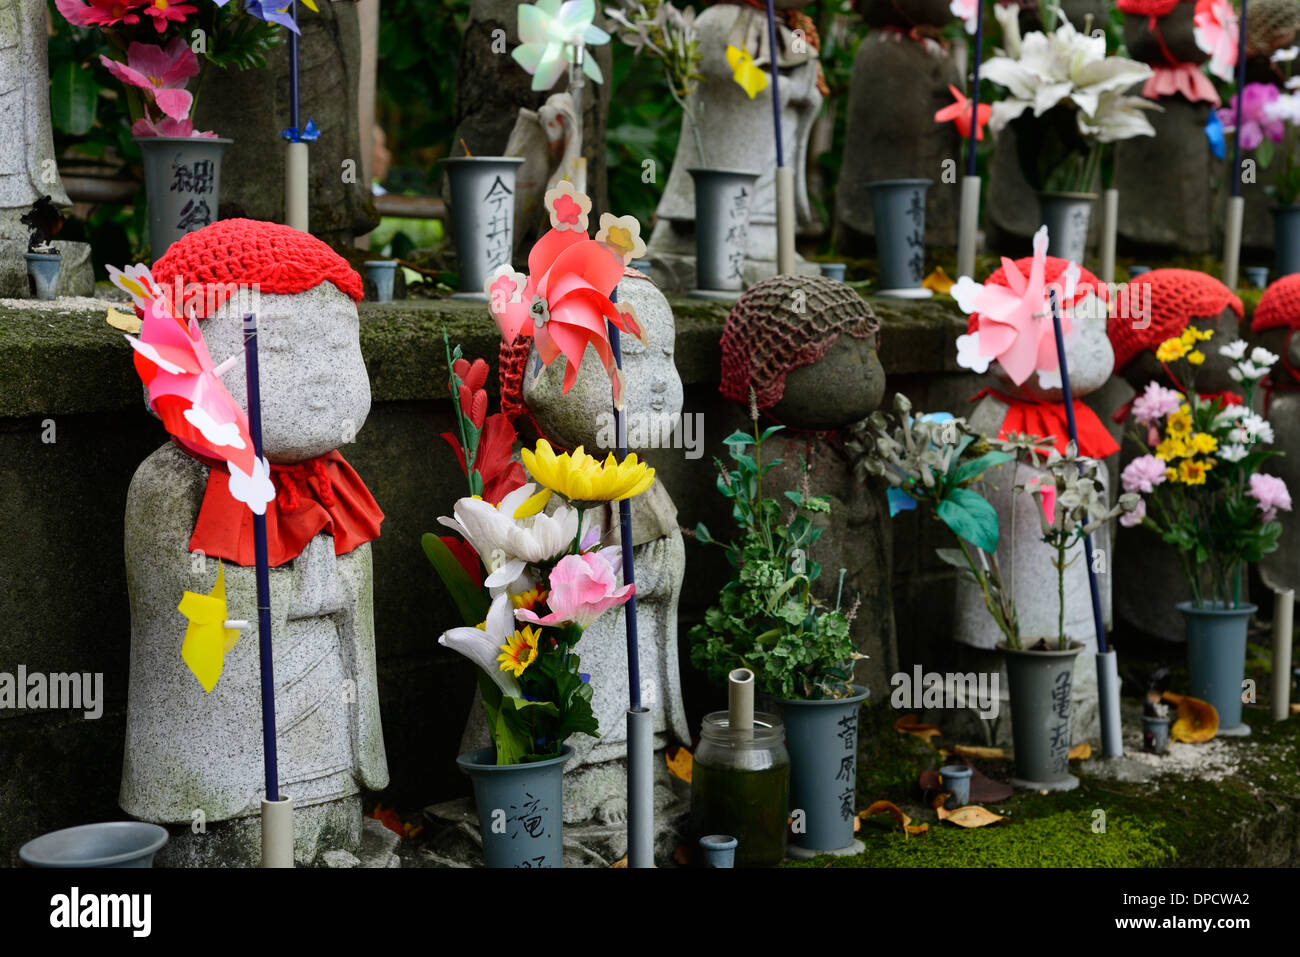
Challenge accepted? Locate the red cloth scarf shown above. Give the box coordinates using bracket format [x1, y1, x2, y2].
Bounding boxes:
[973, 389, 1120, 459]
[187, 447, 384, 567]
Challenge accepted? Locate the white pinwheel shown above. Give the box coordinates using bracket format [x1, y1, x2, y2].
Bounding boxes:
[437, 594, 523, 697]
[513, 0, 610, 92]
[438, 483, 583, 589]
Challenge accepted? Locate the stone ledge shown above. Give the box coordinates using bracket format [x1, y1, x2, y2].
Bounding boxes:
[0, 293, 968, 419]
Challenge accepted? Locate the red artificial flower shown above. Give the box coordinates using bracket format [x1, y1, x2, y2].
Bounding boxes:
[55, 0, 146, 28]
[140, 0, 198, 32]
[438, 534, 483, 588]
[935, 84, 992, 141]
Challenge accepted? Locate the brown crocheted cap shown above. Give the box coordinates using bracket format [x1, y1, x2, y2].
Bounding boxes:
[1106, 268, 1243, 370]
[1248, 0, 1300, 57]
[719, 275, 879, 409]
[1252, 274, 1300, 332]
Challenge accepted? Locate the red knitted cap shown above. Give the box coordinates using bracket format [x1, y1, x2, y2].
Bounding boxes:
[1252, 274, 1300, 332]
[1107, 268, 1243, 370]
[967, 256, 1107, 334]
[150, 218, 364, 311]
[1117, 0, 1180, 16]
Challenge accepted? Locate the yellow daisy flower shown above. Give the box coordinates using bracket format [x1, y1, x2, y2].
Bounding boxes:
[1188, 432, 1218, 456]
[1156, 338, 1188, 363]
[1166, 407, 1193, 439]
[521, 439, 655, 505]
[498, 625, 541, 677]
[1187, 350, 1206, 365]
[1156, 436, 1188, 460]
[1178, 460, 1209, 485]
[510, 586, 549, 613]
[1166, 466, 1180, 483]
[1179, 329, 1198, 348]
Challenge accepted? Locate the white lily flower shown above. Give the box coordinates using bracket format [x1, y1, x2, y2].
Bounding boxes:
[438, 483, 581, 590]
[438, 594, 522, 698]
[993, 2, 1022, 59]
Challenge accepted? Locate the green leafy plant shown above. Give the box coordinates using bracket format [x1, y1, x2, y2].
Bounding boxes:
[690, 404, 860, 700]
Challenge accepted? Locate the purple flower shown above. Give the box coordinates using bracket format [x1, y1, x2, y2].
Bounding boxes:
[1219, 83, 1285, 150]
[1248, 473, 1292, 523]
[1131, 382, 1183, 425]
[1121, 455, 1167, 495]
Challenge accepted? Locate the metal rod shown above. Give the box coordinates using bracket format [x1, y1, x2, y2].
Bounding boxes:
[763, 0, 784, 169]
[243, 313, 279, 802]
[289, 1, 300, 134]
[1231, 0, 1248, 197]
[967, 0, 985, 178]
[1046, 290, 1109, 654]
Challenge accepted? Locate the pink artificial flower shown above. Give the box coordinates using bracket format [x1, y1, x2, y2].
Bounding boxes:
[130, 115, 216, 138]
[1218, 84, 1285, 151]
[1248, 473, 1292, 523]
[1131, 381, 1183, 426]
[1193, 0, 1239, 82]
[55, 0, 146, 28]
[1025, 476, 1056, 525]
[139, 0, 198, 32]
[1121, 454, 1168, 494]
[515, 550, 635, 630]
[1119, 497, 1146, 527]
[100, 38, 199, 122]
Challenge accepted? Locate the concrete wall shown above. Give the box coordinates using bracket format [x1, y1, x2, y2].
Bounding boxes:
[0, 293, 971, 861]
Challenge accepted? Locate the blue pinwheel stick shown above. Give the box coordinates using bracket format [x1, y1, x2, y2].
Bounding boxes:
[1046, 290, 1108, 655]
[968, 0, 985, 177]
[763, 0, 784, 168]
[606, 290, 641, 711]
[1232, 0, 1249, 198]
[242, 313, 279, 801]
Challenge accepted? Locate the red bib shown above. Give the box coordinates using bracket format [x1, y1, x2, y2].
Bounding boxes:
[188, 448, 384, 567]
[973, 389, 1121, 459]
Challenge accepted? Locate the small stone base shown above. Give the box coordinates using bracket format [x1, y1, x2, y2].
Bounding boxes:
[786, 838, 865, 860]
[875, 287, 933, 300]
[450, 291, 487, 301]
[1216, 723, 1252, 738]
[1010, 773, 1079, 792]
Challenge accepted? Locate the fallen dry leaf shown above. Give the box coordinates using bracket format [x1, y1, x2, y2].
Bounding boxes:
[665, 746, 693, 783]
[106, 305, 141, 334]
[611, 855, 628, 868]
[944, 744, 1008, 760]
[1163, 690, 1218, 742]
[931, 793, 1004, 828]
[859, 800, 928, 837]
[893, 714, 943, 744]
[1068, 742, 1091, 760]
[923, 266, 954, 296]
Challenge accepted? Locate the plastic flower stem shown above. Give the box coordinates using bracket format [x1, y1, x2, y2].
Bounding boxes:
[242, 313, 280, 802]
[1232, 0, 1248, 198]
[1047, 289, 1109, 653]
[967, 0, 984, 177]
[763, 0, 784, 169]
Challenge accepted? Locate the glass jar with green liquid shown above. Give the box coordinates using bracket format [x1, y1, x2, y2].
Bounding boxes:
[690, 711, 790, 867]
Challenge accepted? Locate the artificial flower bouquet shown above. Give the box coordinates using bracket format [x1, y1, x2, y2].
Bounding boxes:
[55, 0, 294, 137]
[983, 4, 1157, 192]
[689, 404, 861, 701]
[427, 340, 656, 763]
[1119, 330, 1292, 608]
[858, 394, 1137, 650]
[1218, 46, 1300, 206]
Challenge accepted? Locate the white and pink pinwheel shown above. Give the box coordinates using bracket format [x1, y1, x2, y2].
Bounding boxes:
[950, 225, 1079, 387]
[109, 264, 275, 512]
[485, 181, 646, 407]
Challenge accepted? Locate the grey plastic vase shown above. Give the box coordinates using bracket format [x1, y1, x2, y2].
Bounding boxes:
[1179, 601, 1256, 733]
[457, 745, 572, 868]
[24, 252, 60, 300]
[19, 822, 168, 868]
[364, 260, 396, 303]
[867, 179, 931, 294]
[1001, 642, 1083, 791]
[442, 157, 525, 299]
[777, 684, 869, 853]
[688, 168, 759, 293]
[1273, 206, 1300, 278]
[1038, 192, 1096, 264]
[135, 136, 231, 259]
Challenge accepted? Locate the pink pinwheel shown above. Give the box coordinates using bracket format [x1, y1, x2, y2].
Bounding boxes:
[1193, 0, 1239, 82]
[139, 0, 198, 32]
[108, 263, 274, 513]
[54, 0, 145, 28]
[486, 183, 646, 407]
[934, 84, 992, 140]
[951, 226, 1075, 386]
[514, 549, 635, 629]
[100, 38, 200, 122]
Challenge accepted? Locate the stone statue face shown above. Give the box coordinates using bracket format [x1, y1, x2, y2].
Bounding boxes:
[1120, 310, 1242, 394]
[525, 273, 683, 453]
[989, 295, 1114, 401]
[192, 282, 371, 463]
[770, 331, 886, 430]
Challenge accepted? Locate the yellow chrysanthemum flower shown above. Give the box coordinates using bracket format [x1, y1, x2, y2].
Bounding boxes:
[1178, 460, 1210, 485]
[1156, 338, 1188, 362]
[1166, 407, 1193, 438]
[1187, 350, 1206, 365]
[1188, 432, 1218, 456]
[1156, 436, 1188, 460]
[1166, 466, 1180, 483]
[521, 439, 655, 505]
[1179, 329, 1197, 348]
[1191, 326, 1214, 342]
[497, 625, 541, 677]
